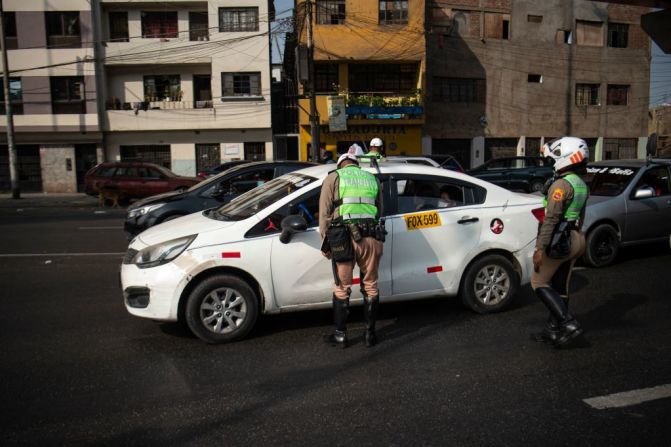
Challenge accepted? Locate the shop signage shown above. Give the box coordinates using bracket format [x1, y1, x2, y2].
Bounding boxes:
[321, 124, 408, 135]
[327, 96, 347, 132]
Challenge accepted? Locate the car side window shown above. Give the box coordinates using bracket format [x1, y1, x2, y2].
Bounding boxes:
[98, 167, 116, 177]
[138, 167, 160, 179]
[245, 188, 321, 238]
[635, 166, 670, 197]
[114, 167, 137, 177]
[395, 178, 466, 214]
[206, 168, 274, 198]
[275, 165, 303, 176]
[487, 159, 508, 170]
[510, 158, 525, 169]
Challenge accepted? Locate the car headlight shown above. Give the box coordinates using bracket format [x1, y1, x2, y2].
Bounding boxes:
[128, 235, 196, 269]
[128, 203, 165, 219]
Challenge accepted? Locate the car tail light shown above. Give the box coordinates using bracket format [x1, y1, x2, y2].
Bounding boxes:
[531, 207, 545, 223]
[197, 171, 207, 179]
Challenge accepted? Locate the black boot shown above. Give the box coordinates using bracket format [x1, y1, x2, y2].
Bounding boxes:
[535, 287, 583, 348]
[530, 314, 560, 343]
[324, 296, 349, 348]
[363, 295, 379, 347]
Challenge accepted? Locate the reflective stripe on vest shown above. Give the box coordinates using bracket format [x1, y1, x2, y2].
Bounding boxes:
[543, 173, 589, 221]
[337, 165, 378, 222]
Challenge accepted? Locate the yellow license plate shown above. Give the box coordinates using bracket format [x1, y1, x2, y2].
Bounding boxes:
[404, 211, 442, 231]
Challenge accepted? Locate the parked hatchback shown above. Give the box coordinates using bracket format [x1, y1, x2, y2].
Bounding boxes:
[124, 161, 314, 238]
[581, 159, 671, 267]
[468, 156, 554, 193]
[85, 162, 200, 199]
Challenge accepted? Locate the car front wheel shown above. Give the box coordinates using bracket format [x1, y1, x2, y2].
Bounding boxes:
[529, 179, 545, 193]
[460, 254, 518, 314]
[185, 275, 259, 343]
[584, 224, 619, 268]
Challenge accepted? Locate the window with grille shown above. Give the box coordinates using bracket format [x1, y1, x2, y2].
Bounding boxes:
[379, 1, 408, 25]
[2, 12, 17, 50]
[433, 77, 485, 103]
[143, 75, 181, 101]
[51, 77, 85, 114]
[46, 12, 81, 48]
[349, 64, 417, 93]
[608, 22, 628, 48]
[315, 63, 339, 93]
[189, 12, 209, 41]
[317, 0, 346, 24]
[244, 142, 266, 161]
[221, 72, 262, 97]
[141, 11, 178, 38]
[607, 84, 629, 106]
[120, 145, 171, 169]
[0, 78, 23, 115]
[575, 83, 600, 106]
[109, 12, 129, 42]
[219, 7, 259, 32]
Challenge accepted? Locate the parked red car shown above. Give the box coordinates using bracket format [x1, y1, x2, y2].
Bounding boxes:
[84, 162, 201, 199]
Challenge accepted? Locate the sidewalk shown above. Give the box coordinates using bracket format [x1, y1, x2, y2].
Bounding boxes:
[0, 193, 101, 208]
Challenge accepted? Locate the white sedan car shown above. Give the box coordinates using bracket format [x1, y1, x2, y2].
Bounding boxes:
[121, 163, 544, 343]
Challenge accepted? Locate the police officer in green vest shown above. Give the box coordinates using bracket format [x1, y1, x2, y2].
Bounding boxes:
[532, 137, 590, 348]
[366, 137, 385, 161]
[319, 152, 385, 348]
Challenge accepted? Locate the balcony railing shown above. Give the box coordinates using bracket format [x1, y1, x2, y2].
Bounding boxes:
[344, 91, 423, 119]
[106, 100, 214, 111]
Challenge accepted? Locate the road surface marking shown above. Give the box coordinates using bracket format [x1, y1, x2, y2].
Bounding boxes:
[584, 384, 671, 409]
[0, 253, 125, 257]
[78, 226, 123, 230]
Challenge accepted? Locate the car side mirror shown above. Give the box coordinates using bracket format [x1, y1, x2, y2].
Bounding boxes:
[279, 215, 308, 244]
[634, 186, 655, 199]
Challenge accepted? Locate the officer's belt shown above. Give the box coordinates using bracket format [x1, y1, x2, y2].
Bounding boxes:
[341, 213, 376, 220]
[333, 197, 376, 206]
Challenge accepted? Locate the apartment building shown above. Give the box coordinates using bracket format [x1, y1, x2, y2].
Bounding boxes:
[295, 0, 426, 160]
[0, 0, 101, 193]
[100, 0, 274, 178]
[0, 0, 274, 193]
[426, 0, 651, 168]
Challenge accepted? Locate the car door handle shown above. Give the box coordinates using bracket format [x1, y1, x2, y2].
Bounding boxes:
[458, 217, 479, 224]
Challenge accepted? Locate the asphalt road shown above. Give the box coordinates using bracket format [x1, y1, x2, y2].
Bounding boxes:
[1, 204, 670, 446]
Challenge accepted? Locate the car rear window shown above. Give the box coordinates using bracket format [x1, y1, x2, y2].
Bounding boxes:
[583, 166, 639, 196]
[97, 166, 117, 177]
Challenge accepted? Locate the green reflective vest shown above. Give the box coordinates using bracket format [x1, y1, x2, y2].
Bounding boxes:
[337, 165, 379, 222]
[362, 151, 384, 162]
[543, 173, 589, 221]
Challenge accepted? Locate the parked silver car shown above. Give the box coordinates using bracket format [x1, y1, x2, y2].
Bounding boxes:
[581, 159, 671, 267]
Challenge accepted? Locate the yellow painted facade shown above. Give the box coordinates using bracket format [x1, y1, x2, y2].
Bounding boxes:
[296, 0, 426, 160]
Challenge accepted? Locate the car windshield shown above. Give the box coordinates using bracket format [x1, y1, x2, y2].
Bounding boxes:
[210, 173, 318, 221]
[583, 166, 639, 196]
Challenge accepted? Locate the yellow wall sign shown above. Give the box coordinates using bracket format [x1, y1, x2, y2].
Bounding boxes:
[404, 211, 442, 231]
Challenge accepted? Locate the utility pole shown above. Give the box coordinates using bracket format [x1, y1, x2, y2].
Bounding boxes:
[0, 0, 19, 198]
[305, 0, 319, 162]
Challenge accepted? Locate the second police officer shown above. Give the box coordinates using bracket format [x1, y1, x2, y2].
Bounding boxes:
[532, 136, 590, 349]
[366, 137, 385, 161]
[319, 151, 385, 348]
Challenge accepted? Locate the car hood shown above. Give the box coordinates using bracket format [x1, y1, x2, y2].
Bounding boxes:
[136, 210, 237, 246]
[129, 191, 185, 208]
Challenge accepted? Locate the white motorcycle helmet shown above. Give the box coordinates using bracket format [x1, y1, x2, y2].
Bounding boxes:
[542, 137, 589, 172]
[369, 137, 383, 148]
[337, 153, 359, 167]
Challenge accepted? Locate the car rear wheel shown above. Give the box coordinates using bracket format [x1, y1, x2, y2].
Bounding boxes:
[185, 275, 259, 344]
[529, 179, 545, 193]
[460, 254, 518, 314]
[584, 224, 619, 268]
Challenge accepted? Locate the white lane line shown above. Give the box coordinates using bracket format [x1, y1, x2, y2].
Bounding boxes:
[0, 253, 125, 257]
[78, 226, 123, 230]
[584, 384, 671, 410]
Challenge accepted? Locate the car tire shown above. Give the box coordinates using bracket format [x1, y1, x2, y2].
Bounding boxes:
[185, 275, 259, 344]
[529, 179, 545, 193]
[460, 254, 518, 314]
[584, 224, 619, 268]
[176, 186, 188, 193]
